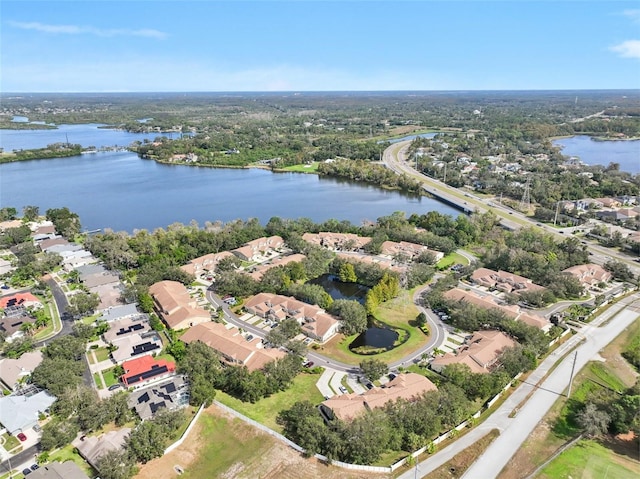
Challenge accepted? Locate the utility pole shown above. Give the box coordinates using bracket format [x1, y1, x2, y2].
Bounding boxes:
[554, 201, 560, 226]
[443, 163, 447, 184]
[567, 351, 578, 397]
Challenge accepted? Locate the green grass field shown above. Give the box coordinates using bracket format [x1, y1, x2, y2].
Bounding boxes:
[537, 439, 640, 479]
[93, 373, 104, 389]
[319, 289, 427, 365]
[280, 162, 319, 173]
[101, 368, 118, 387]
[436, 251, 470, 269]
[93, 347, 111, 362]
[215, 372, 324, 432]
[180, 412, 278, 479]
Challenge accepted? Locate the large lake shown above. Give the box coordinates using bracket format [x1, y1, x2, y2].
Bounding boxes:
[553, 136, 640, 174]
[0, 151, 460, 232]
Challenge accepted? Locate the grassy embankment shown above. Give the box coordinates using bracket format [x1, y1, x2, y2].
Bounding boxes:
[317, 288, 427, 365]
[498, 318, 640, 479]
[215, 372, 325, 432]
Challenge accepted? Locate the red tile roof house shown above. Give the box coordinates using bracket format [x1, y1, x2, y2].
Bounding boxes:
[0, 292, 42, 312]
[443, 288, 551, 331]
[231, 236, 285, 262]
[148, 280, 211, 330]
[244, 292, 341, 343]
[431, 330, 516, 374]
[121, 356, 176, 388]
[470, 268, 546, 295]
[181, 322, 286, 371]
[180, 251, 235, 278]
[320, 373, 437, 421]
[562, 264, 613, 288]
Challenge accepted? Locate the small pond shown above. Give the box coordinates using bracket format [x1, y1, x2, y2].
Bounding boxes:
[349, 326, 399, 352]
[308, 274, 369, 303]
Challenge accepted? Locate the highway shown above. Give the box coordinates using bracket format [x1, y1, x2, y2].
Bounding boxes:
[397, 292, 640, 479]
[382, 140, 640, 276]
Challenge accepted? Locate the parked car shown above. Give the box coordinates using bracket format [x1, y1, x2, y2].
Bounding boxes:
[339, 386, 348, 393]
[30, 464, 39, 471]
[388, 373, 397, 381]
[17, 433, 27, 442]
[0, 284, 9, 290]
[108, 384, 121, 391]
[246, 334, 254, 341]
[22, 468, 32, 476]
[303, 361, 314, 368]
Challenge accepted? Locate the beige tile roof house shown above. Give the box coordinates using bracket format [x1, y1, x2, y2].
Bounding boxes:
[231, 236, 285, 262]
[181, 322, 286, 371]
[246, 253, 307, 281]
[470, 268, 546, 294]
[379, 241, 444, 262]
[244, 293, 341, 343]
[562, 263, 612, 287]
[72, 428, 131, 469]
[0, 351, 43, 391]
[336, 253, 406, 274]
[431, 330, 516, 374]
[148, 280, 210, 330]
[302, 232, 372, 251]
[320, 373, 437, 421]
[443, 288, 550, 331]
[180, 251, 235, 277]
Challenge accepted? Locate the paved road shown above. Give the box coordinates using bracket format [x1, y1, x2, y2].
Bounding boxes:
[205, 288, 448, 375]
[35, 277, 73, 347]
[382, 141, 640, 276]
[0, 444, 39, 475]
[396, 292, 640, 479]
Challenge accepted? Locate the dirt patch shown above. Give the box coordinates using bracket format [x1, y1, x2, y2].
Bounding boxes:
[135, 417, 205, 479]
[425, 429, 500, 479]
[135, 405, 390, 479]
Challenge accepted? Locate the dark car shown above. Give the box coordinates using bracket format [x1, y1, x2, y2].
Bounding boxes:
[22, 468, 32, 476]
[0, 284, 9, 290]
[108, 384, 121, 391]
[30, 464, 40, 471]
[17, 433, 27, 442]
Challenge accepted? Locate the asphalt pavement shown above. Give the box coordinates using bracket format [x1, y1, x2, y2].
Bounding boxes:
[395, 292, 640, 479]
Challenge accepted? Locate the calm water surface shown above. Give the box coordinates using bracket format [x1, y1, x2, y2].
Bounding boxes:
[308, 274, 369, 303]
[553, 136, 640, 174]
[0, 151, 459, 232]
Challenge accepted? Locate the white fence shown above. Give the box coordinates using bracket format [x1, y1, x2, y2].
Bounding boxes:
[164, 403, 205, 455]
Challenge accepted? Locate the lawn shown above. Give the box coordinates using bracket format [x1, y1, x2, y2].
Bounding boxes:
[279, 162, 319, 173]
[1, 433, 20, 452]
[102, 368, 119, 387]
[318, 289, 428, 365]
[537, 439, 640, 479]
[168, 412, 285, 479]
[93, 347, 111, 362]
[436, 251, 470, 269]
[47, 443, 96, 478]
[93, 373, 104, 389]
[215, 372, 324, 432]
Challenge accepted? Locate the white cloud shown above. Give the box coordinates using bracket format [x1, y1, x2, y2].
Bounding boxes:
[623, 9, 640, 24]
[610, 40, 640, 59]
[8, 21, 167, 39]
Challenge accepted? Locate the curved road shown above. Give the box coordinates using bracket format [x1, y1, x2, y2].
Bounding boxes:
[398, 291, 640, 479]
[205, 284, 448, 374]
[382, 140, 640, 276]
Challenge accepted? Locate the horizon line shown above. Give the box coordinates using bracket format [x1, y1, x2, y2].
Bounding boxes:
[2, 88, 640, 96]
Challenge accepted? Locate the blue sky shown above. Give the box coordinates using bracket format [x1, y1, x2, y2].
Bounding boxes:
[2, 0, 639, 92]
